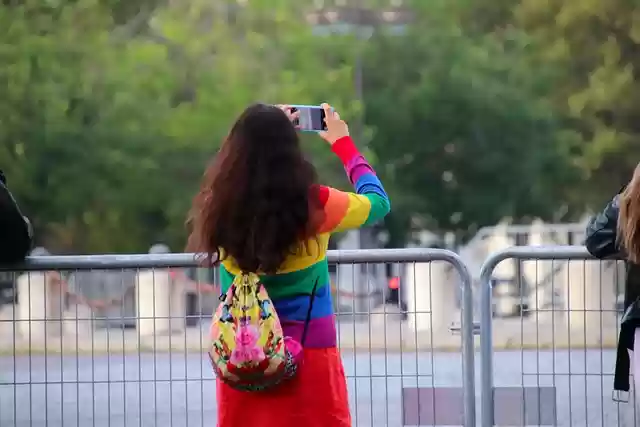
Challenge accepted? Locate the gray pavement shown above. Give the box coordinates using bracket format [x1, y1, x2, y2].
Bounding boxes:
[0, 349, 637, 426]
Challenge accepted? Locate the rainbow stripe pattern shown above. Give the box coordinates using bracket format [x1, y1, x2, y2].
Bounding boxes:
[220, 136, 390, 348]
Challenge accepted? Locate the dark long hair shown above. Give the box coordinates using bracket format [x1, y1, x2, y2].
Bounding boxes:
[619, 165, 640, 263]
[187, 103, 323, 273]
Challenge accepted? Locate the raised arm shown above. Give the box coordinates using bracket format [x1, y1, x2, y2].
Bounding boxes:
[317, 134, 390, 233]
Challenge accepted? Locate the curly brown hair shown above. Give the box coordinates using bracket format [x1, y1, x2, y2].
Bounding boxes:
[186, 103, 324, 273]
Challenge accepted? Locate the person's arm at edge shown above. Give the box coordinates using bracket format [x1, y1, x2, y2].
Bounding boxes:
[585, 186, 625, 259]
[0, 171, 32, 263]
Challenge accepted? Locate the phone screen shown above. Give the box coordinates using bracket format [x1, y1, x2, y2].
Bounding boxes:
[291, 106, 327, 132]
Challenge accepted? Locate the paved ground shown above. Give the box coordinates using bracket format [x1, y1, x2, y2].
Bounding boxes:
[0, 349, 637, 427]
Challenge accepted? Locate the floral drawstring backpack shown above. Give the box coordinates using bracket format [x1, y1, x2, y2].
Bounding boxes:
[208, 272, 318, 391]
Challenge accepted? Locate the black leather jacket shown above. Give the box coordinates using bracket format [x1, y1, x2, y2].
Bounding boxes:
[0, 170, 32, 264]
[585, 188, 640, 394]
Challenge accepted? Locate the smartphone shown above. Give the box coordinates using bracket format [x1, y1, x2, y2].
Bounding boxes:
[289, 105, 327, 132]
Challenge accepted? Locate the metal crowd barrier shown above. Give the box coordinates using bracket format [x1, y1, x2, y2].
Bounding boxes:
[479, 245, 632, 427]
[0, 248, 476, 427]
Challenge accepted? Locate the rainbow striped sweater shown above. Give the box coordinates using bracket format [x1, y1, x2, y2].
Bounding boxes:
[219, 136, 390, 348]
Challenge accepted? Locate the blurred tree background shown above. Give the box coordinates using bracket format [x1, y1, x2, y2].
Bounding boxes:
[0, 0, 634, 253]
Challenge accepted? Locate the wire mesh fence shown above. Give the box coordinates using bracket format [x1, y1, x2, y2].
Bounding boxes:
[7, 245, 636, 426]
[0, 248, 476, 427]
[479, 246, 635, 427]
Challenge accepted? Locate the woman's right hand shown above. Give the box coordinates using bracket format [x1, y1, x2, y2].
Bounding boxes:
[319, 103, 350, 145]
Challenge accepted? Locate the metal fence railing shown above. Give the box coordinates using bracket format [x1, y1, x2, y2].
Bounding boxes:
[7, 244, 635, 426]
[0, 248, 476, 427]
[479, 246, 632, 427]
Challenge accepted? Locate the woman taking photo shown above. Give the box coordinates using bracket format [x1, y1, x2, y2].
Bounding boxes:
[586, 168, 640, 401]
[187, 103, 390, 426]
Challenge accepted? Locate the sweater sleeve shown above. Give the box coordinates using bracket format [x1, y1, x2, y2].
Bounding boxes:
[316, 136, 390, 233]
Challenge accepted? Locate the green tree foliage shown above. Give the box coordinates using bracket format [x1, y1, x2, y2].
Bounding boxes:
[363, 5, 578, 242]
[0, 0, 357, 253]
[1, 0, 622, 253]
[515, 0, 640, 206]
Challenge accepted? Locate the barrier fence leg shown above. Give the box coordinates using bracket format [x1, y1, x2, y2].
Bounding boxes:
[401, 255, 476, 427]
[456, 259, 477, 427]
[480, 261, 495, 427]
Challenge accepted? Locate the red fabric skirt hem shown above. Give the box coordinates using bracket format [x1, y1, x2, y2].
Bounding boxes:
[216, 347, 351, 427]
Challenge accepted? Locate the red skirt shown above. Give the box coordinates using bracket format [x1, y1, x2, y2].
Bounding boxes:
[216, 347, 351, 427]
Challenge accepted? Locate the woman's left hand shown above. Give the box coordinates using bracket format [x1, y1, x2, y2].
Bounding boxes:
[276, 104, 300, 126]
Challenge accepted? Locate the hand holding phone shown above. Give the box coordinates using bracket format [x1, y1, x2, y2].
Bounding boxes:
[288, 105, 328, 132]
[277, 103, 349, 145]
[318, 103, 349, 145]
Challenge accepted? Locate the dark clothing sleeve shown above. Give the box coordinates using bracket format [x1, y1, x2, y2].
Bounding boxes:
[585, 187, 625, 259]
[0, 171, 32, 264]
